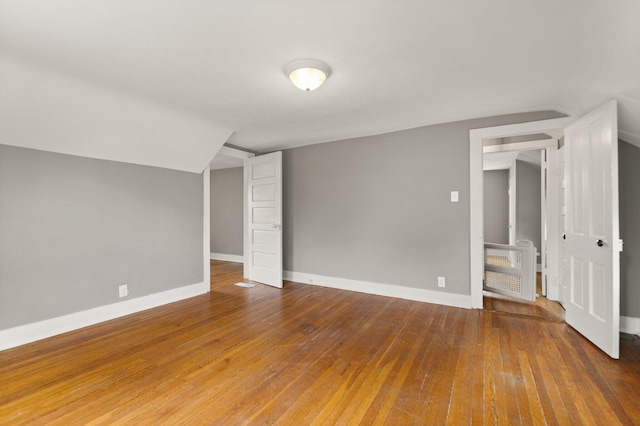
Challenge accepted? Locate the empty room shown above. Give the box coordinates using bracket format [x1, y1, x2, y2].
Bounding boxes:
[1, 1, 640, 424]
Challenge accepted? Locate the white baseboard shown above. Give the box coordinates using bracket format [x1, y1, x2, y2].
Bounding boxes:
[0, 281, 208, 352]
[621, 316, 640, 336]
[210, 253, 244, 263]
[284, 271, 472, 309]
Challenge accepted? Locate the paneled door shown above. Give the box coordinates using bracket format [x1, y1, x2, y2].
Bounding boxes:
[564, 100, 621, 359]
[243, 152, 283, 288]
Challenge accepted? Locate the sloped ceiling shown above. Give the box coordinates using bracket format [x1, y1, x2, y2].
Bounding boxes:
[1, 0, 639, 171]
[0, 56, 233, 173]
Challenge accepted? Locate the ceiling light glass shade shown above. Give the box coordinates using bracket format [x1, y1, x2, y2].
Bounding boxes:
[284, 59, 331, 91]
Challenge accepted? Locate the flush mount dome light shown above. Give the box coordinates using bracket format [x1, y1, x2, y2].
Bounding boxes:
[284, 59, 331, 91]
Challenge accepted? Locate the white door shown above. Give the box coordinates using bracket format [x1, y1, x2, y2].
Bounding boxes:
[244, 152, 283, 288]
[564, 100, 620, 359]
[558, 144, 568, 306]
[540, 150, 548, 295]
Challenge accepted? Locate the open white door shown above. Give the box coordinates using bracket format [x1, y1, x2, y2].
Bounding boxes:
[559, 145, 568, 306]
[244, 152, 283, 288]
[564, 100, 621, 359]
[540, 150, 548, 295]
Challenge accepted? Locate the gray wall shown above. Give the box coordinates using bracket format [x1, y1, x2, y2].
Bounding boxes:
[0, 144, 203, 330]
[619, 140, 640, 318]
[283, 111, 563, 295]
[210, 167, 243, 256]
[484, 170, 509, 244]
[516, 160, 542, 262]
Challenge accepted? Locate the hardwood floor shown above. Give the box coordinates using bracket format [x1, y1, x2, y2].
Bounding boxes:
[1, 260, 639, 425]
[483, 273, 566, 322]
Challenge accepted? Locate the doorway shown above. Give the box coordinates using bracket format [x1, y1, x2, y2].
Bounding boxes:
[207, 147, 284, 289]
[207, 146, 254, 271]
[481, 136, 561, 296]
[482, 139, 564, 320]
[469, 117, 570, 310]
[469, 101, 621, 359]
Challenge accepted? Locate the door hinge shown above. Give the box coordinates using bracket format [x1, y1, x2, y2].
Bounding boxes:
[616, 239, 624, 252]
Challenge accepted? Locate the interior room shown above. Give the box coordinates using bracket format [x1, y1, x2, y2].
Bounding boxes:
[1, 1, 640, 423]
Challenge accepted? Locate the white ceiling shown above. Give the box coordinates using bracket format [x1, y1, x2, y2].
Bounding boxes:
[1, 1, 639, 171]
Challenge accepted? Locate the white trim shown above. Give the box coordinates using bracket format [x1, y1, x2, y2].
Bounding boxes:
[202, 165, 211, 294]
[210, 253, 244, 263]
[217, 145, 255, 159]
[284, 271, 472, 309]
[243, 158, 248, 278]
[620, 316, 640, 336]
[508, 159, 517, 245]
[539, 150, 547, 296]
[619, 130, 640, 149]
[483, 138, 558, 153]
[0, 282, 207, 351]
[545, 144, 561, 301]
[470, 117, 572, 309]
[471, 118, 572, 141]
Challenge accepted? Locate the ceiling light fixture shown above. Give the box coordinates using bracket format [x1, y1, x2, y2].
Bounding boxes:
[284, 59, 331, 91]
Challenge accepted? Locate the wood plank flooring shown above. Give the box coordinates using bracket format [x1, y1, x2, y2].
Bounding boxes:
[1, 260, 639, 425]
[483, 273, 566, 322]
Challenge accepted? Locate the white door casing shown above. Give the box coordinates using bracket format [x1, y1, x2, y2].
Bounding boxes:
[244, 152, 283, 288]
[540, 150, 548, 295]
[563, 100, 620, 359]
[508, 161, 517, 245]
[543, 145, 561, 301]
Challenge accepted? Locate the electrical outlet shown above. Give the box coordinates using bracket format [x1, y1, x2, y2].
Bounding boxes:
[118, 284, 128, 298]
[438, 276, 446, 288]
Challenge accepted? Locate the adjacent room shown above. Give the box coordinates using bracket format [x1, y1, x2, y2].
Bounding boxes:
[1, 1, 640, 424]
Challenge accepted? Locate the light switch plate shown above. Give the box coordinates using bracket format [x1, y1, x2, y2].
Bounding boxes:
[450, 191, 459, 202]
[119, 284, 128, 298]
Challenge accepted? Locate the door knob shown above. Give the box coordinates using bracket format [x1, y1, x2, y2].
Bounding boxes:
[597, 239, 605, 247]
[562, 234, 566, 240]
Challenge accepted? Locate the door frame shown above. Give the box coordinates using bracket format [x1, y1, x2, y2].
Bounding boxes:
[508, 159, 517, 245]
[206, 146, 254, 280]
[469, 117, 572, 309]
